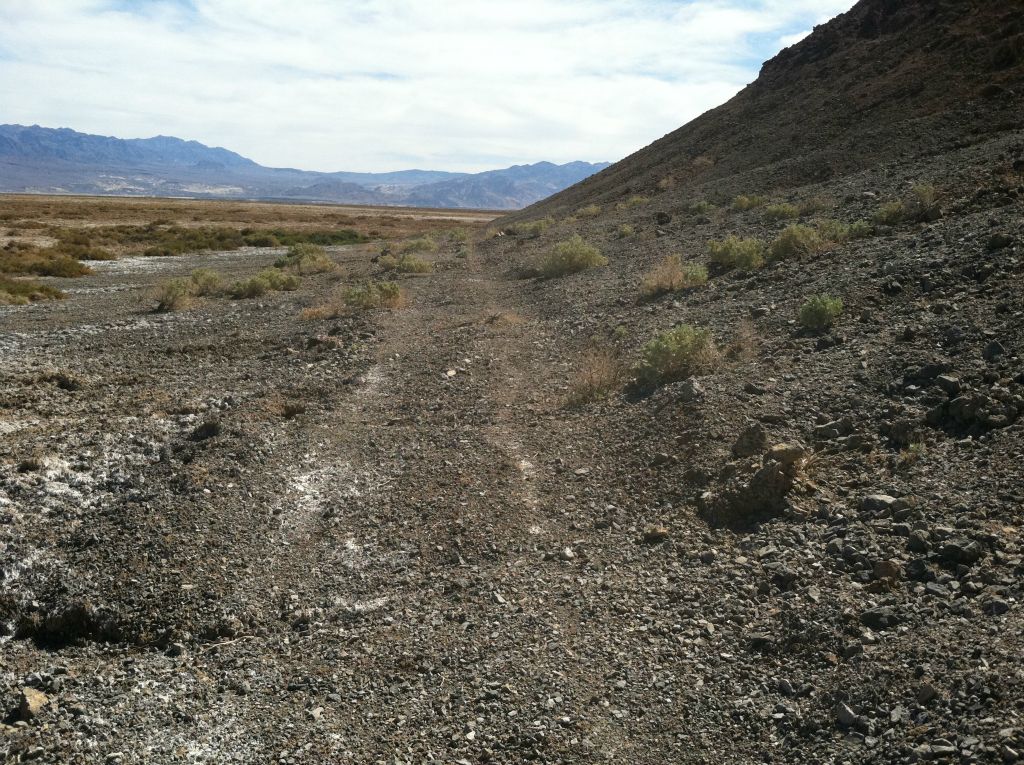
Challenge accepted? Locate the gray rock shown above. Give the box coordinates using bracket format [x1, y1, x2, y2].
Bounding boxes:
[836, 702, 859, 727]
[732, 423, 768, 458]
[862, 494, 898, 513]
[860, 606, 903, 630]
[938, 537, 985, 566]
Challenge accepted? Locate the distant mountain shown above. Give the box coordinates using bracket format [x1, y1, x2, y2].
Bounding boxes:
[0, 124, 610, 209]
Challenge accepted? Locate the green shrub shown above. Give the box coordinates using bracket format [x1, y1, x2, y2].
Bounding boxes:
[538, 235, 607, 278]
[153, 279, 193, 312]
[690, 200, 717, 214]
[708, 236, 765, 271]
[798, 294, 843, 332]
[189, 268, 224, 296]
[274, 243, 335, 274]
[635, 325, 718, 387]
[0, 249, 93, 278]
[379, 253, 432, 273]
[399, 237, 439, 254]
[641, 255, 707, 299]
[873, 201, 906, 226]
[577, 204, 602, 218]
[617, 224, 636, 238]
[0, 276, 64, 304]
[797, 197, 828, 216]
[764, 203, 799, 222]
[813, 219, 851, 244]
[905, 184, 941, 222]
[848, 220, 875, 239]
[624, 195, 650, 208]
[343, 281, 403, 310]
[229, 269, 300, 299]
[260, 269, 300, 291]
[506, 218, 554, 238]
[732, 195, 767, 211]
[768, 224, 826, 261]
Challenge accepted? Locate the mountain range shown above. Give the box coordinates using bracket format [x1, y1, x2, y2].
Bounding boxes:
[0, 124, 609, 210]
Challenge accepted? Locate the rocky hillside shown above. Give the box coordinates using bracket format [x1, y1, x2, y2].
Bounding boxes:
[0, 124, 609, 209]
[519, 0, 1023, 220]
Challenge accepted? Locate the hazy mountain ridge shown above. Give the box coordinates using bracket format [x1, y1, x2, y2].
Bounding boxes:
[0, 124, 610, 209]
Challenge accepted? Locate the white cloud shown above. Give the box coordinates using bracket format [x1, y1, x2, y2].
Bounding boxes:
[0, 0, 855, 172]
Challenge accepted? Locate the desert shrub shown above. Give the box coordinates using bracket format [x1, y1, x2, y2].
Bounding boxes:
[769, 224, 827, 261]
[577, 204, 602, 218]
[813, 219, 851, 243]
[0, 249, 93, 278]
[343, 281, 403, 310]
[538, 235, 607, 278]
[848, 220, 875, 239]
[708, 236, 765, 271]
[399, 237, 439, 254]
[189, 268, 224, 296]
[798, 294, 843, 332]
[732, 195, 767, 211]
[797, 197, 828, 216]
[905, 183, 941, 222]
[0, 276, 63, 304]
[617, 224, 636, 238]
[274, 243, 335, 274]
[624, 195, 650, 208]
[228, 269, 299, 299]
[53, 241, 115, 260]
[378, 253, 432, 273]
[565, 347, 622, 407]
[641, 255, 707, 299]
[260, 269, 300, 291]
[690, 200, 717, 214]
[152, 279, 193, 312]
[448, 227, 470, 244]
[634, 324, 718, 387]
[726, 318, 759, 360]
[764, 203, 799, 222]
[506, 218, 554, 238]
[656, 176, 675, 191]
[229, 276, 269, 299]
[874, 201, 906, 226]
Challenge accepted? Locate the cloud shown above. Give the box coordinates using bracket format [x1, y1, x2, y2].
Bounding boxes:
[0, 0, 855, 172]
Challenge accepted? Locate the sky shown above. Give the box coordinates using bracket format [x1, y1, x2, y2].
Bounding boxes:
[0, 0, 855, 173]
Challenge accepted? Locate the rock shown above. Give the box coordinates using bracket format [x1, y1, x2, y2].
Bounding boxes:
[836, 702, 859, 727]
[699, 550, 717, 564]
[935, 374, 961, 396]
[768, 443, 806, 467]
[750, 306, 771, 319]
[983, 341, 1006, 362]
[860, 606, 903, 630]
[743, 381, 768, 395]
[873, 560, 902, 580]
[655, 211, 672, 225]
[732, 423, 768, 458]
[917, 683, 939, 704]
[983, 598, 1010, 616]
[166, 642, 186, 657]
[907, 530, 932, 553]
[642, 527, 670, 545]
[676, 378, 706, 403]
[19, 688, 50, 720]
[862, 494, 898, 513]
[938, 537, 985, 566]
[558, 547, 576, 561]
[987, 233, 1015, 251]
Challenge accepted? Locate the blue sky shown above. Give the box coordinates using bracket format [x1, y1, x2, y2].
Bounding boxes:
[0, 1, 855, 173]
